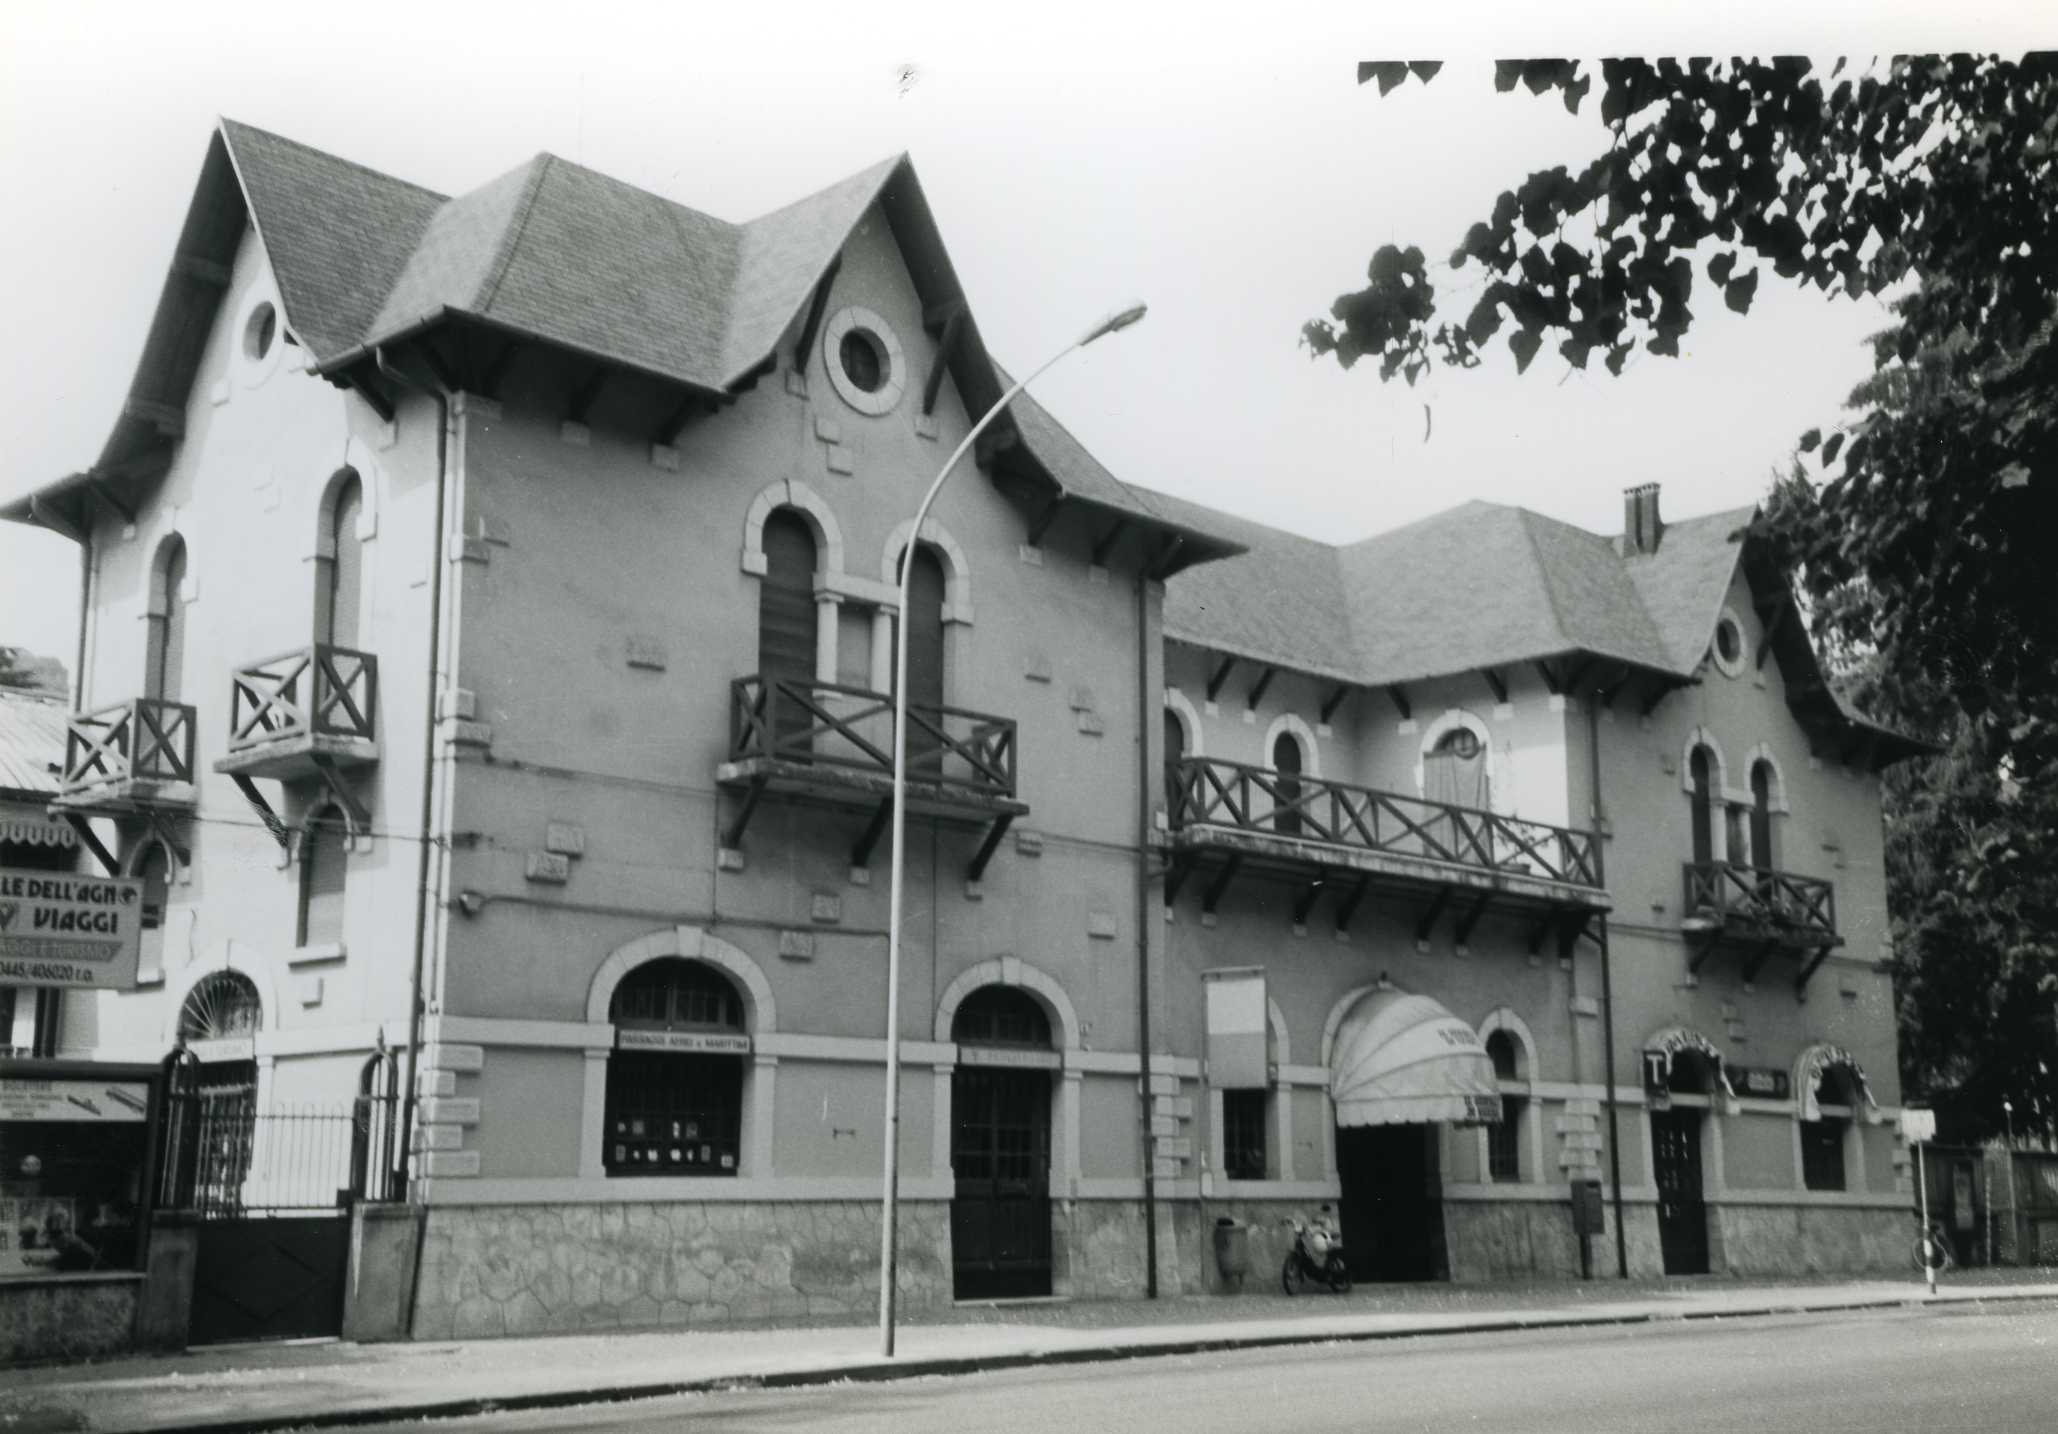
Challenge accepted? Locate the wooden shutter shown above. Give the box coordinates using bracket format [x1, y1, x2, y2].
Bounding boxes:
[1689, 748, 1714, 865]
[758, 512, 818, 685]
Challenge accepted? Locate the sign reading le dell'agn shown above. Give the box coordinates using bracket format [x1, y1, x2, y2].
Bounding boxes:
[0, 868, 144, 992]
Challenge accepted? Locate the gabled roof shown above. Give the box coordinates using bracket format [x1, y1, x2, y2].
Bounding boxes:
[0, 689, 69, 799]
[4, 122, 1244, 572]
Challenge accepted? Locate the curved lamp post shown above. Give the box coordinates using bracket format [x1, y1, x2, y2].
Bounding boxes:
[878, 301, 1147, 1356]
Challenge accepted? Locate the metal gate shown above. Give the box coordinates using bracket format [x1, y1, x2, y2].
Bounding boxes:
[1651, 1109, 1710, 1275]
[157, 1050, 401, 1345]
[950, 1065, 1052, 1299]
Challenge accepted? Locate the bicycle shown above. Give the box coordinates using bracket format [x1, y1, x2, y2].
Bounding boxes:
[1914, 1217, 1956, 1275]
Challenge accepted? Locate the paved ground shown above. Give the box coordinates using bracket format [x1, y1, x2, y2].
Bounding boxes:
[2, 1272, 2054, 1433]
[326, 1302, 2058, 1434]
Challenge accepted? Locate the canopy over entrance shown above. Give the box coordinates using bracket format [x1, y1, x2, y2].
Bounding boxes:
[1794, 1042, 1879, 1121]
[1330, 989, 1501, 1128]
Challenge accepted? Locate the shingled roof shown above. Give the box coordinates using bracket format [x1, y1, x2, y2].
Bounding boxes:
[3, 121, 1245, 568]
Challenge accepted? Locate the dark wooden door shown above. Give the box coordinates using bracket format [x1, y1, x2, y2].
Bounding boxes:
[1336, 1123, 1444, 1282]
[758, 512, 818, 751]
[1651, 1109, 1710, 1274]
[950, 1066, 1052, 1298]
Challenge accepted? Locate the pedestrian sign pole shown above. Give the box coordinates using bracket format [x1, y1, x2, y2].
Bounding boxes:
[1901, 1107, 1938, 1295]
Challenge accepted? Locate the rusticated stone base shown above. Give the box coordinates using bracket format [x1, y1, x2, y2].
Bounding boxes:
[0, 1274, 141, 1366]
[1712, 1203, 1906, 1276]
[1443, 1200, 1586, 1282]
[410, 1200, 950, 1340]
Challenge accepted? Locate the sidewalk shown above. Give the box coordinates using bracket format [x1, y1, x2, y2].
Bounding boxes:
[4, 1271, 2055, 1434]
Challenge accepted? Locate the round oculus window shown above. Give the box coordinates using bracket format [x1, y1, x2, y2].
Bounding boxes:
[243, 301, 278, 362]
[1712, 610, 1747, 675]
[839, 329, 885, 393]
[821, 306, 907, 416]
[1438, 729, 1483, 760]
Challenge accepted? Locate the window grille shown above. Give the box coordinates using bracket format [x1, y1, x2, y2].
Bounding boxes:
[1801, 1117, 1847, 1191]
[1222, 1088, 1268, 1181]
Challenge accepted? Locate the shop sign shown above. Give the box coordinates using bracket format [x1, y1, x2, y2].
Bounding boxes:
[0, 1077, 151, 1123]
[615, 1029, 752, 1055]
[957, 1045, 1061, 1071]
[1727, 1066, 1793, 1100]
[0, 868, 144, 991]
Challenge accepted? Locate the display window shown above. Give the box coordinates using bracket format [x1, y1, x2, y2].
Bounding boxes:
[0, 1061, 160, 1278]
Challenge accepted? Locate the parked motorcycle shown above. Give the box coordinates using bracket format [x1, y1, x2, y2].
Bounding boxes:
[1281, 1210, 1352, 1295]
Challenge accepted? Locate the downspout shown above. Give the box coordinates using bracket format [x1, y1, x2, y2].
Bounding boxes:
[1588, 696, 1629, 1278]
[73, 515, 91, 710]
[1135, 567, 1159, 1298]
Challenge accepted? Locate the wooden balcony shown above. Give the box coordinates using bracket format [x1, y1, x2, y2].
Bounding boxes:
[213, 644, 379, 781]
[52, 697, 199, 815]
[717, 675, 1027, 878]
[1681, 861, 1841, 990]
[1164, 757, 1608, 945]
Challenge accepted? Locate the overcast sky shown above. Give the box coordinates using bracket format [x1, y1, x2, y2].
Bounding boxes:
[2, 1, 2047, 669]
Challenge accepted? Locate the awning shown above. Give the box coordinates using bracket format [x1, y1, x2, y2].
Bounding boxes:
[1643, 1026, 1737, 1100]
[1, 811, 77, 848]
[1794, 1043, 1879, 1121]
[1330, 989, 1502, 1128]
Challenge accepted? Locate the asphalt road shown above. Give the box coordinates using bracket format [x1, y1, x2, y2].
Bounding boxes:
[336, 1301, 2058, 1434]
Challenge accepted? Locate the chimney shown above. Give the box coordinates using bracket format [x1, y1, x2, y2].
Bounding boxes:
[1623, 483, 1663, 555]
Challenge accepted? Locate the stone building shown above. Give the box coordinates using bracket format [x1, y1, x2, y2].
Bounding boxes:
[0, 121, 1924, 1340]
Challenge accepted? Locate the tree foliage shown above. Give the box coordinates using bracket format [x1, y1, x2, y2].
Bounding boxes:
[1309, 57, 2058, 1139]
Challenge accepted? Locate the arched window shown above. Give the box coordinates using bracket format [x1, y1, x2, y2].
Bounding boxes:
[179, 970, 262, 1044]
[1425, 725, 1488, 809]
[1484, 1030, 1525, 1182]
[1801, 1064, 1857, 1192]
[317, 472, 365, 648]
[902, 543, 948, 767]
[1749, 760, 1776, 871]
[758, 509, 819, 751]
[146, 535, 188, 702]
[952, 985, 1052, 1048]
[137, 842, 172, 984]
[297, 805, 349, 948]
[1688, 745, 1716, 866]
[1272, 731, 1304, 836]
[1163, 708, 1187, 769]
[605, 959, 748, 1176]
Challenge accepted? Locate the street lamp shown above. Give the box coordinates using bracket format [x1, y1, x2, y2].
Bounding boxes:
[876, 301, 1147, 1357]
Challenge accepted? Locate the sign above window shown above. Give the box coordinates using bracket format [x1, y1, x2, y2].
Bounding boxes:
[614, 1029, 752, 1055]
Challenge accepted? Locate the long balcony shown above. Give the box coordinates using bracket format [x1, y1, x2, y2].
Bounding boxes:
[1681, 861, 1841, 989]
[52, 697, 198, 815]
[213, 644, 379, 782]
[717, 674, 1028, 878]
[1164, 756, 1608, 943]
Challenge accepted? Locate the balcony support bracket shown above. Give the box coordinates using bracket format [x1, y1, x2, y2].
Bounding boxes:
[308, 754, 372, 838]
[1333, 876, 1372, 936]
[848, 795, 893, 871]
[1740, 940, 1777, 986]
[1163, 852, 1196, 907]
[966, 812, 1014, 884]
[1201, 855, 1242, 917]
[1794, 944, 1834, 997]
[1527, 908, 1567, 957]
[229, 774, 294, 855]
[1414, 887, 1453, 945]
[58, 813, 123, 877]
[1559, 911, 1595, 962]
[1452, 890, 1492, 947]
[1291, 876, 1325, 927]
[1687, 929, 1720, 977]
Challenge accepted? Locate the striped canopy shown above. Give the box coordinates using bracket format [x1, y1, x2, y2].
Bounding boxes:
[1330, 989, 1502, 1128]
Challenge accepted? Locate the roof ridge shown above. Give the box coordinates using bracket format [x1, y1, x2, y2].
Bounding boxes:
[219, 117, 448, 202]
[1518, 506, 1578, 643]
[738, 152, 905, 230]
[474, 155, 554, 316]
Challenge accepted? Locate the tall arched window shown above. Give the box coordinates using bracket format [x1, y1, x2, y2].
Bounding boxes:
[1484, 1030, 1525, 1183]
[1425, 726, 1488, 809]
[1688, 746, 1716, 865]
[317, 472, 365, 648]
[297, 805, 349, 947]
[903, 544, 948, 767]
[605, 959, 748, 1176]
[758, 509, 819, 754]
[145, 535, 188, 702]
[1749, 760, 1776, 871]
[1272, 731, 1304, 836]
[137, 842, 172, 984]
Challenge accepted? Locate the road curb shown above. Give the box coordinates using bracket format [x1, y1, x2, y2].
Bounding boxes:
[77, 1287, 2058, 1434]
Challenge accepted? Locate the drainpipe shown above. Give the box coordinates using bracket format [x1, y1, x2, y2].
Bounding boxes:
[73, 519, 91, 710]
[1135, 568, 1159, 1298]
[1588, 696, 1629, 1278]
[376, 347, 452, 1206]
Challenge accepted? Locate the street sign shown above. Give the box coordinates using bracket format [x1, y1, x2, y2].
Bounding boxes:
[1900, 1107, 1937, 1144]
[0, 867, 144, 991]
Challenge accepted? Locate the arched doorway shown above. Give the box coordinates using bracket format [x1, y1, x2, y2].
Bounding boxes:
[605, 959, 750, 1175]
[1645, 1034, 1722, 1275]
[172, 971, 262, 1214]
[950, 986, 1055, 1298]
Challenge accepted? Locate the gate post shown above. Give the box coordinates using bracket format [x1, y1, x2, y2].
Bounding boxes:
[134, 1216, 200, 1352]
[340, 1203, 423, 1342]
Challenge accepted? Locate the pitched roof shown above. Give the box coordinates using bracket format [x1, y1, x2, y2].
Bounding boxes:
[0, 689, 69, 798]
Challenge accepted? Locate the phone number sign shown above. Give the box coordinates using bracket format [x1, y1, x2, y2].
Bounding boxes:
[0, 868, 144, 991]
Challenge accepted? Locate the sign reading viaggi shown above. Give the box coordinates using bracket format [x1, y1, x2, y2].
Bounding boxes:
[0, 867, 144, 991]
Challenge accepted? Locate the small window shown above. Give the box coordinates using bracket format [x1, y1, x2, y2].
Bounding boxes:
[1801, 1117, 1847, 1191]
[1488, 1099, 1525, 1183]
[1712, 610, 1747, 676]
[953, 986, 1051, 1048]
[243, 301, 278, 362]
[1223, 1088, 1268, 1181]
[838, 329, 885, 393]
[1485, 1030, 1520, 1081]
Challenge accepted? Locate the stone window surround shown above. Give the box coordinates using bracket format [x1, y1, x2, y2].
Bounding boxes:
[1681, 726, 1756, 809]
[1475, 1007, 1546, 1185]
[1710, 604, 1749, 678]
[233, 279, 290, 389]
[1163, 687, 1203, 760]
[1415, 707, 1501, 812]
[821, 305, 907, 417]
[1261, 711, 1321, 781]
[1207, 996, 1296, 1190]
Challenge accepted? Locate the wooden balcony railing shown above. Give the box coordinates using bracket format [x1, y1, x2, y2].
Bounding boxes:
[1682, 862, 1837, 944]
[729, 674, 1018, 801]
[226, 644, 378, 754]
[61, 697, 197, 795]
[1167, 756, 1604, 890]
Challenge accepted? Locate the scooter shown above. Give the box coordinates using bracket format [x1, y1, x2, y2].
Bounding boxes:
[1281, 1208, 1352, 1295]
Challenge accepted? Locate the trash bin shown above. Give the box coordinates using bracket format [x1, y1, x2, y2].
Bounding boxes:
[1213, 1215, 1249, 1291]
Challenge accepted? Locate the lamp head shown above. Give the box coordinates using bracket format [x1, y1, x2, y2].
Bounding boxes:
[1080, 301, 1148, 346]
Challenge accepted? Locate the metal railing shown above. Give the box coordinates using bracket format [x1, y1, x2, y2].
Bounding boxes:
[61, 697, 196, 793]
[227, 644, 378, 753]
[729, 674, 1018, 800]
[1167, 756, 1603, 888]
[1682, 861, 1837, 942]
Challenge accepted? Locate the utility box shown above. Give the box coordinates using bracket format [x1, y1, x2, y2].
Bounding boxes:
[1212, 1216, 1249, 1291]
[1572, 1180, 1606, 1236]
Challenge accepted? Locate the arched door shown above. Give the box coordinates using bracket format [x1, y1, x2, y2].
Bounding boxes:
[758, 511, 819, 752]
[1272, 732, 1304, 836]
[950, 986, 1054, 1298]
[1650, 1052, 1714, 1275]
[323, 475, 364, 649]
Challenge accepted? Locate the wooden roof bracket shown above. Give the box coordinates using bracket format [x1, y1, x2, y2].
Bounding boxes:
[1388, 685, 1413, 721]
[1756, 598, 1794, 669]
[1246, 666, 1277, 713]
[1319, 685, 1352, 725]
[1023, 496, 1065, 549]
[1534, 660, 1563, 696]
[481, 339, 523, 399]
[1205, 656, 1237, 704]
[565, 366, 610, 426]
[1147, 534, 1187, 581]
[922, 304, 966, 416]
[1481, 667, 1508, 705]
[344, 367, 395, 425]
[1091, 519, 1129, 569]
[792, 253, 843, 373]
